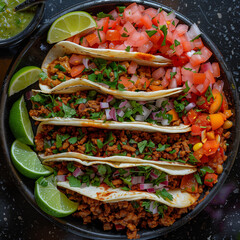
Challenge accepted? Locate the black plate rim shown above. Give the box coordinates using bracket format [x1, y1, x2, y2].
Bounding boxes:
[0, 0, 239, 239]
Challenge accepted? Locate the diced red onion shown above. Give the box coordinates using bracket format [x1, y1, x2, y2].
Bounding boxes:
[213, 80, 224, 92]
[100, 102, 109, 109]
[25, 91, 33, 100]
[149, 201, 158, 214]
[109, 107, 117, 121]
[187, 23, 201, 41]
[186, 92, 192, 99]
[83, 58, 89, 68]
[123, 169, 130, 177]
[99, 177, 104, 183]
[117, 109, 124, 117]
[185, 102, 196, 112]
[156, 98, 167, 108]
[161, 119, 170, 126]
[56, 175, 66, 182]
[130, 74, 138, 83]
[113, 170, 120, 177]
[73, 167, 84, 177]
[154, 184, 166, 190]
[150, 171, 159, 179]
[81, 183, 87, 188]
[152, 112, 163, 122]
[131, 176, 145, 184]
[105, 109, 111, 120]
[147, 188, 156, 193]
[169, 78, 177, 89]
[165, 102, 174, 111]
[90, 173, 95, 179]
[149, 104, 157, 111]
[135, 115, 145, 121]
[142, 106, 152, 120]
[138, 101, 146, 105]
[139, 183, 153, 190]
[106, 95, 114, 103]
[88, 62, 97, 69]
[166, 11, 176, 20]
[98, 83, 110, 88]
[110, 9, 118, 19]
[201, 62, 213, 73]
[119, 100, 128, 108]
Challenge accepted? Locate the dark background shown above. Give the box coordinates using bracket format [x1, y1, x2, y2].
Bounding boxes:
[0, 0, 240, 239]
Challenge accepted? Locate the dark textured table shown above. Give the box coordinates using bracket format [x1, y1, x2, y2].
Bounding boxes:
[0, 0, 240, 239]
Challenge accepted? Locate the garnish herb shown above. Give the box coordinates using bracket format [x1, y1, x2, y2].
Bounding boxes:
[146, 30, 157, 37]
[159, 25, 168, 46]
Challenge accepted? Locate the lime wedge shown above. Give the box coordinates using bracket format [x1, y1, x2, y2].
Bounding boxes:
[35, 175, 79, 217]
[8, 66, 41, 96]
[47, 11, 97, 44]
[11, 140, 52, 179]
[9, 95, 34, 145]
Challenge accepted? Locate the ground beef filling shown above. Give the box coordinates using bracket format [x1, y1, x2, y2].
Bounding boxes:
[59, 187, 195, 239]
[39, 55, 169, 92]
[35, 126, 192, 163]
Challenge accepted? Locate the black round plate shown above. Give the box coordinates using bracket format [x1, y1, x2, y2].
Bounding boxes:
[0, 0, 239, 239]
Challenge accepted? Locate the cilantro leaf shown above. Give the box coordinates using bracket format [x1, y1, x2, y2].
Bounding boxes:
[67, 162, 76, 173]
[125, 46, 130, 52]
[194, 173, 202, 184]
[68, 137, 77, 144]
[97, 139, 104, 149]
[56, 134, 62, 148]
[146, 30, 157, 37]
[39, 72, 48, 80]
[170, 72, 177, 80]
[200, 166, 214, 176]
[159, 25, 168, 46]
[54, 64, 66, 72]
[67, 176, 81, 187]
[98, 165, 107, 175]
[138, 140, 148, 154]
[156, 189, 173, 201]
[62, 103, 76, 118]
[97, 12, 114, 20]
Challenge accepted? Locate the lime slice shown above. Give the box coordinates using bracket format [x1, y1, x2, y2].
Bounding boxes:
[9, 95, 34, 145]
[47, 11, 97, 44]
[8, 66, 41, 96]
[35, 175, 79, 217]
[11, 140, 52, 179]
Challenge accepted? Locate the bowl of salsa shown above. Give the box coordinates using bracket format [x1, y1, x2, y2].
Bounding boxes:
[0, 0, 45, 47]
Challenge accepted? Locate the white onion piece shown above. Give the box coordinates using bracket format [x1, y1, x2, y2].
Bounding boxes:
[187, 23, 201, 41]
[213, 80, 224, 92]
[149, 201, 158, 214]
[185, 102, 196, 112]
[187, 50, 196, 58]
[117, 109, 124, 117]
[135, 115, 145, 121]
[56, 175, 66, 182]
[161, 119, 170, 126]
[105, 109, 111, 120]
[156, 98, 168, 108]
[83, 58, 89, 68]
[100, 102, 109, 109]
[130, 74, 138, 83]
[131, 176, 145, 184]
[140, 183, 153, 190]
[124, 102, 132, 109]
[201, 62, 213, 73]
[149, 104, 157, 111]
[73, 168, 84, 177]
[172, 67, 177, 72]
[166, 11, 176, 20]
[81, 183, 87, 188]
[142, 106, 152, 120]
[106, 95, 114, 103]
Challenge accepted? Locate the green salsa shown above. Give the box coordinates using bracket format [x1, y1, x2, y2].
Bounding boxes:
[0, 0, 36, 40]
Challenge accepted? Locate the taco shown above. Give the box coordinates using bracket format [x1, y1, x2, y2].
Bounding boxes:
[39, 41, 183, 100]
[45, 158, 199, 238]
[36, 122, 197, 168]
[29, 90, 190, 133]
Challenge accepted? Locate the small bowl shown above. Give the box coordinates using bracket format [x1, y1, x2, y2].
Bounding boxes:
[0, 2, 45, 48]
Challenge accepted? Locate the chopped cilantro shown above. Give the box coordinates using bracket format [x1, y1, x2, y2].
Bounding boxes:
[67, 162, 76, 173]
[193, 51, 202, 55]
[98, 165, 107, 175]
[39, 72, 48, 80]
[125, 46, 131, 52]
[117, 6, 126, 13]
[121, 33, 129, 37]
[97, 12, 114, 20]
[205, 86, 214, 102]
[170, 72, 177, 80]
[200, 166, 214, 176]
[194, 173, 202, 184]
[156, 189, 173, 201]
[138, 140, 148, 154]
[97, 139, 104, 149]
[67, 176, 81, 187]
[146, 30, 157, 37]
[68, 137, 77, 144]
[169, 149, 176, 154]
[54, 64, 66, 72]
[56, 134, 62, 148]
[159, 25, 168, 46]
[62, 103, 76, 118]
[190, 34, 201, 42]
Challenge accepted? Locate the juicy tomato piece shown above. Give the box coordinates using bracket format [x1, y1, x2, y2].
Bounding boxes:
[196, 96, 212, 111]
[119, 76, 134, 89]
[182, 115, 190, 125]
[73, 34, 81, 44]
[193, 147, 203, 161]
[203, 140, 220, 156]
[85, 33, 99, 46]
[108, 17, 121, 30]
[106, 30, 121, 41]
[180, 173, 199, 193]
[187, 109, 198, 124]
[221, 93, 229, 112]
[53, 101, 62, 112]
[171, 53, 189, 67]
[196, 78, 210, 95]
[212, 62, 220, 78]
[191, 125, 202, 136]
[149, 85, 164, 91]
[70, 65, 85, 78]
[193, 73, 206, 84]
[69, 54, 84, 66]
[201, 155, 209, 163]
[204, 173, 218, 187]
[115, 224, 126, 231]
[189, 136, 201, 145]
[102, 17, 109, 33]
[194, 113, 211, 130]
[149, 31, 161, 44]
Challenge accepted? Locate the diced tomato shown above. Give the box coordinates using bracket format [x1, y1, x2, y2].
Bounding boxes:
[106, 30, 121, 41]
[149, 31, 161, 44]
[187, 109, 198, 124]
[127, 61, 138, 75]
[98, 42, 109, 49]
[190, 54, 204, 67]
[201, 46, 212, 62]
[193, 73, 206, 84]
[149, 85, 164, 91]
[140, 13, 152, 29]
[212, 62, 220, 78]
[204, 173, 218, 187]
[180, 174, 198, 193]
[172, 53, 189, 67]
[193, 147, 203, 161]
[194, 113, 211, 130]
[221, 93, 228, 112]
[205, 69, 215, 84]
[193, 38, 204, 49]
[203, 140, 220, 156]
[196, 78, 210, 94]
[175, 24, 188, 36]
[182, 115, 190, 125]
[53, 101, 62, 112]
[81, 37, 89, 47]
[85, 33, 99, 46]
[191, 125, 202, 136]
[73, 34, 80, 44]
[108, 17, 121, 29]
[69, 54, 84, 66]
[119, 76, 134, 89]
[120, 21, 136, 35]
[137, 41, 153, 53]
[115, 224, 125, 231]
[182, 41, 194, 52]
[103, 17, 109, 33]
[189, 136, 201, 145]
[125, 31, 149, 47]
[144, 7, 158, 18]
[152, 67, 165, 80]
[67, 35, 74, 42]
[161, 77, 169, 88]
[201, 155, 209, 163]
[139, 77, 150, 88]
[70, 65, 85, 78]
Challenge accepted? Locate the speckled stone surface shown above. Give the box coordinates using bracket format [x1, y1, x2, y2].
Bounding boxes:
[0, 0, 239, 239]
